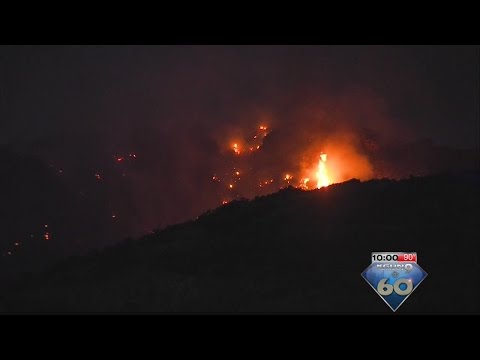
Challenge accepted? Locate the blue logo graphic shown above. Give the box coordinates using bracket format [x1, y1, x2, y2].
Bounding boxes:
[362, 262, 428, 312]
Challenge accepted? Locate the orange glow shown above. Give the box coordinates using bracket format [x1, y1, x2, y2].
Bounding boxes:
[214, 124, 374, 201]
[298, 178, 311, 190]
[318, 136, 373, 184]
[316, 153, 330, 188]
[293, 133, 373, 191]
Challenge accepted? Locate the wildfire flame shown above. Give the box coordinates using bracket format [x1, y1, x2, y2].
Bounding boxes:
[316, 153, 330, 188]
[214, 124, 370, 207]
[298, 177, 310, 190]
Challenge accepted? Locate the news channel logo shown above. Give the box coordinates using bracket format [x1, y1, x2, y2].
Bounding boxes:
[361, 252, 428, 312]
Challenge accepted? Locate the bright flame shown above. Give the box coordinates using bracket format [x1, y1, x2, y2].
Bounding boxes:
[299, 178, 310, 190]
[316, 153, 330, 188]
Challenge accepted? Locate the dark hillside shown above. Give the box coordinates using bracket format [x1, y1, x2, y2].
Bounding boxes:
[5, 171, 480, 313]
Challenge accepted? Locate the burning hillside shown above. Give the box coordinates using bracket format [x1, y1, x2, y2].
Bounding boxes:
[210, 122, 375, 205]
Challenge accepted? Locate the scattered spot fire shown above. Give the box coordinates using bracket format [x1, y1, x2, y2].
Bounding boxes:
[230, 125, 270, 157]
[44, 224, 50, 241]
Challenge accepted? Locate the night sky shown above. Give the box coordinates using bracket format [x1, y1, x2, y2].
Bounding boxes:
[0, 45, 479, 242]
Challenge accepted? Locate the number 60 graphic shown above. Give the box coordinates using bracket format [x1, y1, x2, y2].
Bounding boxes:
[377, 278, 413, 296]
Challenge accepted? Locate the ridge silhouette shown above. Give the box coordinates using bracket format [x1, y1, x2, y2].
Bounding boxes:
[5, 171, 480, 313]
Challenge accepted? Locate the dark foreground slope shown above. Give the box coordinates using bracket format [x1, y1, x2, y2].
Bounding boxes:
[5, 171, 480, 313]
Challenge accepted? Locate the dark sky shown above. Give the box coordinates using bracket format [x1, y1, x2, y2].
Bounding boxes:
[1, 45, 478, 148]
[0, 45, 478, 234]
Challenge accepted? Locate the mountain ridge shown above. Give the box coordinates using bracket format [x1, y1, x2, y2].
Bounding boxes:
[4, 171, 480, 313]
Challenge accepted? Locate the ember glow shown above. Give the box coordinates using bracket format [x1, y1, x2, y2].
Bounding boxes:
[232, 143, 241, 155]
